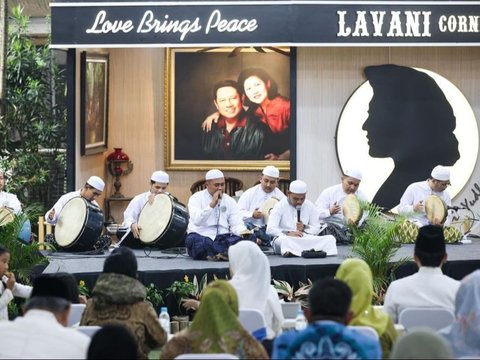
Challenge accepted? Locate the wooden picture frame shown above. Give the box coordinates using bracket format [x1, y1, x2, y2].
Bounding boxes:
[165, 47, 292, 170]
[80, 52, 109, 156]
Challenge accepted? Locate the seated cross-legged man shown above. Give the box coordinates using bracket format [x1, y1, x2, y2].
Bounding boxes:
[237, 165, 286, 246]
[185, 169, 253, 261]
[266, 180, 337, 257]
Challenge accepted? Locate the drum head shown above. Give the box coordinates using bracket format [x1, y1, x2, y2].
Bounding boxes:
[261, 197, 279, 224]
[425, 195, 447, 224]
[55, 197, 87, 247]
[138, 194, 173, 244]
[450, 209, 475, 235]
[343, 194, 362, 224]
[0, 208, 15, 226]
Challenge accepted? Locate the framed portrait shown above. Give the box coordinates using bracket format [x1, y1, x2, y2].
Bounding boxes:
[80, 52, 109, 156]
[165, 47, 292, 170]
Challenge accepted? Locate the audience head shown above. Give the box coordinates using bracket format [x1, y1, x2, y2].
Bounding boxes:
[390, 328, 453, 359]
[341, 168, 362, 194]
[103, 247, 137, 278]
[150, 170, 169, 194]
[201, 280, 239, 316]
[260, 165, 280, 193]
[0, 245, 10, 278]
[414, 225, 447, 267]
[87, 324, 138, 359]
[288, 180, 307, 207]
[306, 278, 353, 324]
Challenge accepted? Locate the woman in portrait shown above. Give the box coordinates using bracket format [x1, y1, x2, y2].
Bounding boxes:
[363, 64, 460, 210]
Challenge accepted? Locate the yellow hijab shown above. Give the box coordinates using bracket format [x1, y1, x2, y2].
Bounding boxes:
[335, 258, 390, 335]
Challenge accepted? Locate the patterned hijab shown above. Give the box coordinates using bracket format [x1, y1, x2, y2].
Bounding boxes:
[335, 258, 390, 335]
[439, 270, 480, 357]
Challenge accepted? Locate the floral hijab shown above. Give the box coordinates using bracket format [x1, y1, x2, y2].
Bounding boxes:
[439, 270, 480, 358]
[335, 258, 390, 335]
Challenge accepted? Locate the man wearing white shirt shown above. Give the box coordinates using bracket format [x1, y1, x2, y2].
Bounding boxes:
[185, 169, 252, 261]
[45, 175, 105, 225]
[315, 169, 367, 244]
[237, 165, 286, 246]
[383, 225, 460, 323]
[0, 170, 22, 214]
[123, 171, 170, 240]
[267, 180, 337, 257]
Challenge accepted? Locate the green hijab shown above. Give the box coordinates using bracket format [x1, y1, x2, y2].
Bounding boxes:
[335, 258, 390, 335]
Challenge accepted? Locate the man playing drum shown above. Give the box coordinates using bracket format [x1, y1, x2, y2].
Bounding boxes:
[0, 170, 22, 215]
[315, 169, 368, 244]
[185, 169, 252, 261]
[45, 176, 105, 225]
[123, 171, 169, 239]
[237, 165, 286, 246]
[267, 180, 337, 257]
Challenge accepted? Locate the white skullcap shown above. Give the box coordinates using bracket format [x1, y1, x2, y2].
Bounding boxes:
[262, 165, 280, 178]
[344, 168, 363, 181]
[151, 170, 169, 183]
[289, 180, 307, 194]
[205, 169, 224, 181]
[431, 165, 450, 182]
[87, 176, 105, 192]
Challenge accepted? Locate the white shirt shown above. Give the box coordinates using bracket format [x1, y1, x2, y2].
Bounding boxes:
[123, 191, 150, 228]
[398, 180, 452, 226]
[267, 198, 322, 237]
[0, 309, 90, 358]
[315, 184, 368, 221]
[0, 191, 22, 214]
[0, 277, 32, 321]
[45, 190, 100, 225]
[187, 189, 247, 240]
[383, 267, 460, 323]
[237, 184, 286, 227]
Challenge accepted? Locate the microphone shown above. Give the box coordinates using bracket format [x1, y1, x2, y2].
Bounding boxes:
[447, 205, 465, 211]
[296, 205, 301, 222]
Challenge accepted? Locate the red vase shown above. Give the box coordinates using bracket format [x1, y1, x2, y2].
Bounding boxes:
[107, 148, 129, 161]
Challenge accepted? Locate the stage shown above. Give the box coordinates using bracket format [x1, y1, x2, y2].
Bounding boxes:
[43, 237, 480, 296]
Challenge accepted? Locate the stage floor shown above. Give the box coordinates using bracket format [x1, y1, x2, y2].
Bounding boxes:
[43, 237, 480, 292]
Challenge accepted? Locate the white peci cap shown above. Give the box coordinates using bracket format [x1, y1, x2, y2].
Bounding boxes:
[431, 165, 450, 182]
[344, 168, 363, 181]
[205, 169, 224, 181]
[262, 165, 280, 178]
[87, 176, 105, 192]
[151, 170, 169, 184]
[289, 180, 307, 194]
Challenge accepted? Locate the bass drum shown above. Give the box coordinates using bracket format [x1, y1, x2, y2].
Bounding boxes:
[137, 193, 189, 249]
[55, 197, 104, 252]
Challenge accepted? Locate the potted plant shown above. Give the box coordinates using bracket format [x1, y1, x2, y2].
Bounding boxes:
[145, 283, 164, 314]
[273, 278, 312, 309]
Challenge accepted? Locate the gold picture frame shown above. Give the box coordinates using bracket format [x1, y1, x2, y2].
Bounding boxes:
[165, 47, 292, 171]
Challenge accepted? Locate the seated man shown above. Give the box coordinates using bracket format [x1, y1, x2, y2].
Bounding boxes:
[315, 168, 367, 244]
[185, 169, 252, 261]
[266, 180, 337, 257]
[0, 169, 21, 214]
[272, 278, 382, 359]
[237, 165, 286, 246]
[0, 273, 90, 358]
[383, 225, 460, 323]
[121, 170, 169, 247]
[45, 175, 105, 225]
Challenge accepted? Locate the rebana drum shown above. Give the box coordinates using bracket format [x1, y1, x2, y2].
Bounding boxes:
[55, 197, 104, 252]
[260, 197, 279, 225]
[137, 193, 189, 249]
[0, 208, 32, 244]
[343, 194, 363, 225]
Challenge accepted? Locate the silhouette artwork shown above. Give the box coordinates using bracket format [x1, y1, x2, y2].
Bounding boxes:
[363, 64, 460, 210]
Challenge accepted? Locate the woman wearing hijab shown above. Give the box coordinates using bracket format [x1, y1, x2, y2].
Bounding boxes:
[439, 270, 480, 358]
[228, 241, 284, 339]
[390, 328, 453, 359]
[160, 280, 268, 359]
[336, 258, 398, 358]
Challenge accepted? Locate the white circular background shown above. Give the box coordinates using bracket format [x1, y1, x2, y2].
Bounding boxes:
[337, 67, 478, 204]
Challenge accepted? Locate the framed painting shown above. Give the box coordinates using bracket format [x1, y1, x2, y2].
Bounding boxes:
[80, 52, 109, 156]
[165, 47, 292, 170]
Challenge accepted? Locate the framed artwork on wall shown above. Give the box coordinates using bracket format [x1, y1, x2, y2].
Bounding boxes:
[165, 47, 292, 171]
[80, 51, 109, 156]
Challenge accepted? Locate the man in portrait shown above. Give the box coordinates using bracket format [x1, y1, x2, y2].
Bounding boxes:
[202, 80, 266, 160]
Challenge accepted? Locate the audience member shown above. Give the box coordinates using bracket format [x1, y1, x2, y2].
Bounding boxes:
[0, 273, 90, 358]
[383, 225, 459, 323]
[390, 328, 453, 359]
[161, 280, 268, 359]
[439, 269, 480, 358]
[336, 258, 398, 358]
[80, 247, 166, 359]
[272, 278, 381, 359]
[88, 324, 138, 359]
